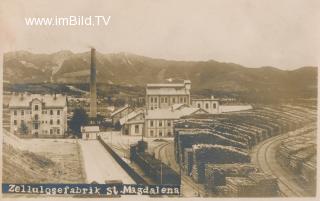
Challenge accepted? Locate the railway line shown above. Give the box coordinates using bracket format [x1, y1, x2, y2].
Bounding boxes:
[252, 125, 314, 197]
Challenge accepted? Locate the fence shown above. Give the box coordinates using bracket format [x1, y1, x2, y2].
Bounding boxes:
[97, 136, 148, 185]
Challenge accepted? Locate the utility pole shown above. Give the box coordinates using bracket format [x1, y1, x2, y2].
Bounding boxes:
[160, 162, 163, 184]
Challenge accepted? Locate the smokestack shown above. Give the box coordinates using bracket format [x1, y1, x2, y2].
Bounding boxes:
[89, 48, 97, 118]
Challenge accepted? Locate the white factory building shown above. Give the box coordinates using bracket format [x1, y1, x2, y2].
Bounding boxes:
[120, 104, 207, 138]
[146, 80, 191, 110]
[192, 96, 220, 114]
[9, 93, 67, 137]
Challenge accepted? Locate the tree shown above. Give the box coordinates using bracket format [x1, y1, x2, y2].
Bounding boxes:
[19, 121, 28, 135]
[69, 107, 89, 137]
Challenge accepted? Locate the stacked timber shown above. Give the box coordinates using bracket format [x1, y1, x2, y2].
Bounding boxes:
[191, 144, 250, 183]
[183, 148, 193, 176]
[248, 173, 279, 197]
[205, 163, 257, 191]
[225, 177, 257, 197]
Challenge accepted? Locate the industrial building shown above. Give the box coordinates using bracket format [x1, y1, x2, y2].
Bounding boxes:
[9, 93, 67, 137]
[146, 80, 191, 110]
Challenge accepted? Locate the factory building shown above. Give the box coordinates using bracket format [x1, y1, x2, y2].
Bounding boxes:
[9, 93, 67, 137]
[146, 80, 191, 110]
[192, 96, 220, 114]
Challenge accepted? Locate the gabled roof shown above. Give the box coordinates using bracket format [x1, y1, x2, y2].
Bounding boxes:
[145, 106, 207, 120]
[111, 104, 129, 117]
[172, 103, 188, 110]
[81, 126, 100, 132]
[9, 94, 67, 108]
[120, 109, 144, 125]
[146, 80, 191, 95]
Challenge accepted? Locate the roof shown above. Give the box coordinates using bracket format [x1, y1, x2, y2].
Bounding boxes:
[111, 104, 129, 116]
[81, 126, 100, 132]
[145, 106, 207, 120]
[172, 103, 188, 110]
[120, 109, 144, 125]
[146, 80, 191, 95]
[9, 94, 67, 108]
[146, 88, 190, 95]
[147, 83, 185, 88]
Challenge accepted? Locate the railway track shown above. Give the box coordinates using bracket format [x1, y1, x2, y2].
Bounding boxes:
[253, 125, 313, 197]
[156, 142, 207, 197]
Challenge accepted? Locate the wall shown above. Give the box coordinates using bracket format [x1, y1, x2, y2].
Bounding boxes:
[145, 119, 174, 138]
[220, 105, 252, 113]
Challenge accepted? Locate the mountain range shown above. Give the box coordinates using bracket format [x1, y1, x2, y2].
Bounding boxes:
[3, 50, 317, 97]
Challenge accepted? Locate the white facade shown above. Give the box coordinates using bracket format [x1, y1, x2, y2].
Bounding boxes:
[81, 126, 100, 140]
[9, 94, 67, 137]
[145, 105, 208, 138]
[120, 109, 144, 136]
[192, 96, 220, 114]
[146, 80, 191, 110]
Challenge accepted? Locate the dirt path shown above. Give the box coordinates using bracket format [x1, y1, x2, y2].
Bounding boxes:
[79, 140, 135, 184]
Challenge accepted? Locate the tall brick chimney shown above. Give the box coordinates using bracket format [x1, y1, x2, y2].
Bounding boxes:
[89, 48, 97, 118]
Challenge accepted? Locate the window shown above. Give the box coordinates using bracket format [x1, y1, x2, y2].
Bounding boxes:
[180, 97, 183, 103]
[34, 114, 39, 120]
[35, 123, 39, 129]
[50, 110, 53, 115]
[150, 120, 154, 127]
[184, 97, 187, 103]
[14, 120, 17, 125]
[213, 103, 217, 109]
[14, 110, 17, 116]
[172, 98, 175, 103]
[151, 107, 153, 110]
[159, 131, 162, 136]
[154, 97, 157, 102]
[135, 125, 139, 133]
[50, 120, 53, 125]
[57, 110, 60, 115]
[50, 129, 53, 135]
[165, 97, 168, 103]
[205, 103, 209, 109]
[21, 120, 24, 124]
[21, 110, 24, 115]
[168, 132, 172, 136]
[57, 129, 60, 134]
[197, 103, 201, 108]
[161, 98, 164, 103]
[159, 121, 162, 127]
[167, 121, 171, 127]
[151, 97, 153, 103]
[34, 105, 38, 111]
[57, 119, 60, 125]
[150, 130, 154, 137]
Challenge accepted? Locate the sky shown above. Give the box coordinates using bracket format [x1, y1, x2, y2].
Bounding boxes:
[0, 0, 319, 69]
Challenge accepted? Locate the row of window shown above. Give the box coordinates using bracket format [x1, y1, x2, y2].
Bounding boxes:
[42, 129, 61, 135]
[150, 96, 188, 104]
[149, 130, 172, 137]
[13, 109, 61, 116]
[197, 102, 217, 109]
[13, 119, 62, 125]
[149, 120, 171, 127]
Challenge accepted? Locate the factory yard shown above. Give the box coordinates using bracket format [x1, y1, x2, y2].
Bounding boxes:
[79, 140, 135, 184]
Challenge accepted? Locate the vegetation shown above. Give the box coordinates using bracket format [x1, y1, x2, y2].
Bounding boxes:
[19, 121, 28, 135]
[69, 107, 89, 137]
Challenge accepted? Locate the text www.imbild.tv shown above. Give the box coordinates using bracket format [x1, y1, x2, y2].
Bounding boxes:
[25, 16, 111, 26]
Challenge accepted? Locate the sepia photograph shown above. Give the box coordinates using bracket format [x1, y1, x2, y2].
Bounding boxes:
[0, 0, 318, 199]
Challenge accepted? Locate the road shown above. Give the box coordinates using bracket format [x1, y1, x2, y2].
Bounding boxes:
[79, 140, 135, 184]
[250, 125, 315, 197]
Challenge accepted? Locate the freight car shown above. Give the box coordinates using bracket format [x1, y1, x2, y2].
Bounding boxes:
[130, 141, 181, 185]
